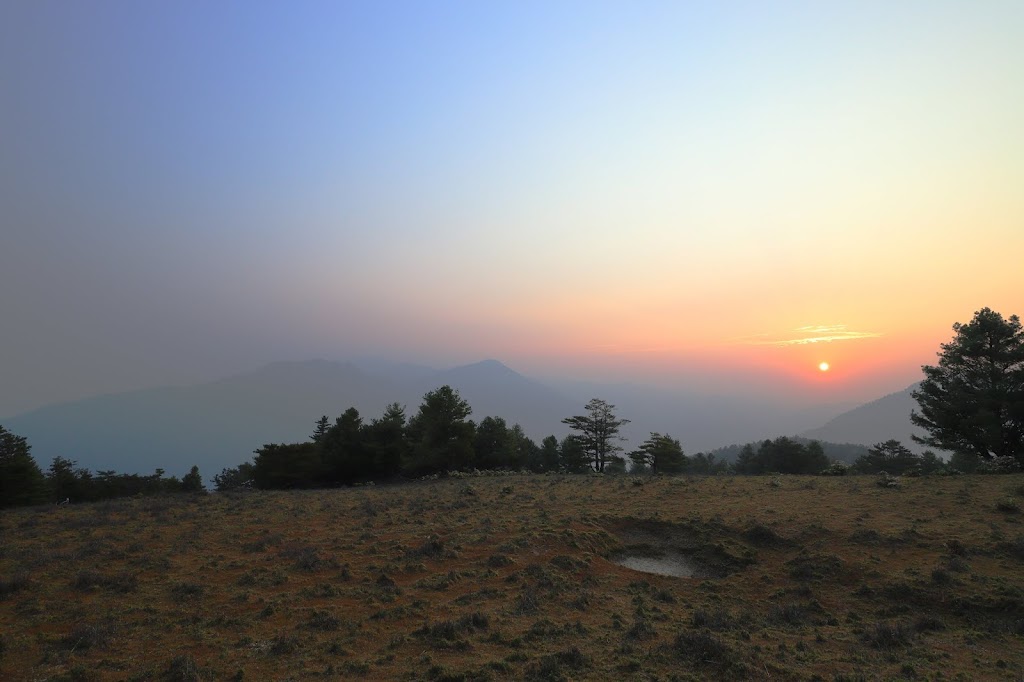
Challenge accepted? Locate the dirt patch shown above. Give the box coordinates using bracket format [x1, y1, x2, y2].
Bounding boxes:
[602, 518, 752, 579]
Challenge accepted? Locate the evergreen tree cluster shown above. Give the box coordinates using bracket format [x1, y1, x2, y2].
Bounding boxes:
[851, 440, 944, 475]
[0, 425, 205, 508]
[236, 386, 584, 490]
[733, 436, 830, 475]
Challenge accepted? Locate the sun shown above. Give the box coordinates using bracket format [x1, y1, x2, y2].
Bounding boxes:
[818, 361, 830, 372]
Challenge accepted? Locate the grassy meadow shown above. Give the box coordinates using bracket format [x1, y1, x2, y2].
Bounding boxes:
[2, 473, 1023, 681]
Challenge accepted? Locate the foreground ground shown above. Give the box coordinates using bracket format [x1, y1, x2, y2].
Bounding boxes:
[1, 473, 1023, 681]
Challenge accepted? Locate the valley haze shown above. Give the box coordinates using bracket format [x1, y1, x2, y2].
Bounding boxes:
[4, 358, 914, 479]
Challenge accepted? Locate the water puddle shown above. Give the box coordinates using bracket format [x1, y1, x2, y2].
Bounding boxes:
[602, 518, 750, 579]
[613, 549, 698, 578]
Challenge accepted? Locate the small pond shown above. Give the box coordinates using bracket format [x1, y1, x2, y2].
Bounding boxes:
[612, 549, 698, 578]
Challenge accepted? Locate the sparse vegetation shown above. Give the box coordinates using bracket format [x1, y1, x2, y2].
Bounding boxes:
[1, 473, 1022, 680]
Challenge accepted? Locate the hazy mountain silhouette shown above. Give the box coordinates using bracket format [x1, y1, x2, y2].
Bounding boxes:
[2, 361, 403, 478]
[546, 379, 856, 454]
[2, 359, 583, 478]
[800, 384, 929, 452]
[3, 358, 878, 479]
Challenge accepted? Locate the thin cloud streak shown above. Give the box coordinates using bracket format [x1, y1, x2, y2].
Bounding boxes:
[738, 325, 883, 347]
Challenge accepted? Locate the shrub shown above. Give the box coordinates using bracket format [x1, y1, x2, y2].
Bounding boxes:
[995, 498, 1021, 514]
[306, 610, 341, 631]
[487, 554, 514, 568]
[768, 603, 807, 626]
[743, 524, 785, 546]
[72, 570, 137, 593]
[165, 653, 202, 681]
[416, 613, 489, 641]
[170, 582, 205, 600]
[692, 608, 734, 631]
[876, 473, 901, 489]
[524, 646, 589, 680]
[977, 456, 1022, 474]
[820, 462, 849, 476]
[268, 633, 300, 656]
[864, 620, 912, 649]
[671, 630, 734, 666]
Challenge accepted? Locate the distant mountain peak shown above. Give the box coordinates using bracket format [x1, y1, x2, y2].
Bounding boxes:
[801, 382, 929, 452]
[459, 358, 515, 372]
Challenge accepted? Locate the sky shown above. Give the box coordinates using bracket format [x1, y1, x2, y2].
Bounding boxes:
[2, 0, 1022, 418]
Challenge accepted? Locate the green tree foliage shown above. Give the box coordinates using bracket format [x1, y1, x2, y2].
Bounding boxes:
[252, 442, 322, 489]
[47, 457, 95, 503]
[919, 451, 944, 474]
[181, 465, 206, 492]
[474, 416, 510, 470]
[686, 451, 729, 475]
[404, 385, 475, 476]
[604, 455, 627, 474]
[948, 450, 980, 473]
[506, 424, 538, 471]
[628, 432, 687, 475]
[213, 462, 256, 491]
[734, 443, 758, 474]
[363, 403, 408, 478]
[0, 425, 47, 508]
[912, 307, 1024, 463]
[311, 415, 330, 443]
[321, 407, 368, 483]
[561, 399, 630, 472]
[852, 440, 921, 475]
[537, 435, 561, 472]
[559, 435, 590, 473]
[733, 437, 829, 475]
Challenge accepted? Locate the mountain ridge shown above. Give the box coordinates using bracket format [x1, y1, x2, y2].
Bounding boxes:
[3, 359, 912, 478]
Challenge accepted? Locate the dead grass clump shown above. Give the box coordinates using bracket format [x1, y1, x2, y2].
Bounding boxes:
[912, 615, 946, 633]
[743, 524, 786, 547]
[995, 498, 1021, 514]
[409, 534, 448, 559]
[787, 552, 843, 582]
[279, 544, 332, 571]
[768, 602, 808, 627]
[524, 645, 589, 680]
[268, 632, 300, 656]
[241, 533, 282, 553]
[170, 582, 205, 600]
[692, 607, 736, 631]
[0, 572, 30, 600]
[163, 653, 202, 681]
[305, 609, 341, 631]
[670, 630, 739, 672]
[513, 587, 540, 615]
[549, 555, 587, 571]
[415, 612, 488, 646]
[71, 569, 138, 593]
[626, 613, 657, 641]
[487, 554, 514, 568]
[864, 620, 913, 649]
[849, 529, 881, 545]
[997, 535, 1024, 560]
[61, 623, 113, 652]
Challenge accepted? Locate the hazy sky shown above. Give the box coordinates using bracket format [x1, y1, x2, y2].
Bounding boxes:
[2, 1, 1022, 417]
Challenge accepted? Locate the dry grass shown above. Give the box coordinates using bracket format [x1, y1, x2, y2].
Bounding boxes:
[2, 473, 1024, 680]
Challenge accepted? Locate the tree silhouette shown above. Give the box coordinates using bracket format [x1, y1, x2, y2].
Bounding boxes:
[912, 308, 1024, 462]
[562, 399, 630, 472]
[0, 426, 47, 508]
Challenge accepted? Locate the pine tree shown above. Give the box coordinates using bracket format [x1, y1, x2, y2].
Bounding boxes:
[0, 425, 47, 508]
